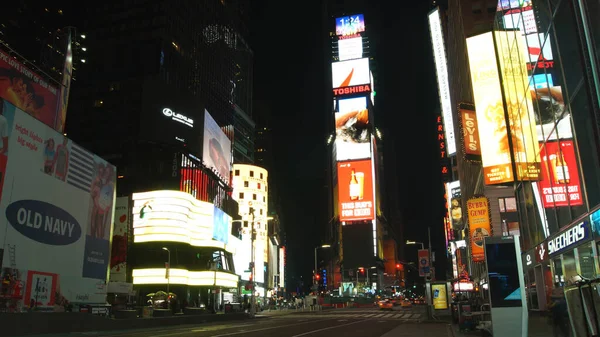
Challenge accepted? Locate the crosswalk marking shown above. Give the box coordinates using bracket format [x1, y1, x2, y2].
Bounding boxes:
[277, 310, 423, 322]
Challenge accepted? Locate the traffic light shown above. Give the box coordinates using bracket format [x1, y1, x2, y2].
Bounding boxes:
[396, 264, 401, 269]
[316, 274, 320, 280]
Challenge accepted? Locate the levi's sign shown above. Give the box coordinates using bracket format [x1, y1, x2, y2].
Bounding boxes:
[6, 200, 82, 245]
[333, 84, 371, 96]
[548, 222, 589, 256]
[163, 108, 194, 128]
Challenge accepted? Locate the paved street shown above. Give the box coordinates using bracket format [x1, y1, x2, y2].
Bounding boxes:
[33, 307, 453, 337]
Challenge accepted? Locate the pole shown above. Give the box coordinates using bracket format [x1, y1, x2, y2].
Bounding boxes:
[314, 247, 318, 290]
[250, 219, 256, 317]
[167, 250, 170, 305]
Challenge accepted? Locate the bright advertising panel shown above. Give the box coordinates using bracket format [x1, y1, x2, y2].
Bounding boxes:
[0, 49, 60, 131]
[467, 197, 491, 262]
[110, 197, 129, 283]
[203, 110, 232, 185]
[467, 32, 512, 184]
[524, 33, 553, 64]
[538, 140, 583, 208]
[337, 160, 374, 222]
[429, 8, 456, 156]
[0, 101, 116, 308]
[432, 284, 448, 309]
[502, 9, 537, 34]
[459, 103, 481, 157]
[335, 97, 370, 161]
[335, 14, 365, 36]
[213, 206, 231, 245]
[495, 31, 541, 181]
[132, 190, 234, 250]
[338, 37, 363, 61]
[331, 58, 370, 90]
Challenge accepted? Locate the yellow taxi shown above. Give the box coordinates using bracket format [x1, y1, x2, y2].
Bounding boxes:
[400, 299, 412, 308]
[378, 299, 394, 310]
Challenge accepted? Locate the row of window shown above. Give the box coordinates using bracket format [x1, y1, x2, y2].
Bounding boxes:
[234, 169, 264, 179]
[238, 192, 266, 205]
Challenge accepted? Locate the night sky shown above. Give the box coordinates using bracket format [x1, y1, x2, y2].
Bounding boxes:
[250, 1, 446, 290]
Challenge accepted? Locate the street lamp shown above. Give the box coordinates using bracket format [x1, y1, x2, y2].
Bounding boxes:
[314, 244, 331, 290]
[406, 240, 425, 250]
[162, 247, 171, 304]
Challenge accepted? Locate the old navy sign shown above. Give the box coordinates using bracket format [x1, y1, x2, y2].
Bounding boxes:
[333, 84, 371, 96]
[548, 221, 590, 256]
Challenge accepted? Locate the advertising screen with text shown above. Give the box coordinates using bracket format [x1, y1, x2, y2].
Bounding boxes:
[0, 49, 59, 131]
[338, 160, 374, 222]
[538, 140, 583, 208]
[335, 14, 365, 36]
[0, 101, 116, 306]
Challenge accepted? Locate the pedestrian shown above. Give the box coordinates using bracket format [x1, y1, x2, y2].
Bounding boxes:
[548, 286, 570, 337]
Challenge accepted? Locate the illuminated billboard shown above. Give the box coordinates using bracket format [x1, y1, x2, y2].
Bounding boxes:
[495, 31, 541, 181]
[132, 190, 234, 248]
[524, 33, 553, 63]
[467, 197, 491, 262]
[467, 32, 540, 185]
[0, 49, 59, 131]
[332, 58, 370, 93]
[0, 101, 116, 306]
[459, 103, 481, 158]
[532, 86, 573, 141]
[110, 197, 129, 283]
[337, 160, 374, 222]
[203, 110, 232, 185]
[335, 14, 365, 36]
[428, 8, 456, 156]
[335, 97, 370, 161]
[502, 9, 537, 35]
[538, 140, 583, 208]
[338, 37, 363, 61]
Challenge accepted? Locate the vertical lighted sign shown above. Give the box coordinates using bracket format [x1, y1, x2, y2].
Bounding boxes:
[459, 103, 481, 159]
[437, 115, 451, 182]
[428, 7, 456, 156]
[467, 197, 491, 262]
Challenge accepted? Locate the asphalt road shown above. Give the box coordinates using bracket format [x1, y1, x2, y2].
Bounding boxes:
[34, 307, 454, 337]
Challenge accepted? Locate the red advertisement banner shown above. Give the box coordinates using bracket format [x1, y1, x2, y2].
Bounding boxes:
[337, 159, 374, 222]
[0, 49, 59, 130]
[538, 140, 583, 207]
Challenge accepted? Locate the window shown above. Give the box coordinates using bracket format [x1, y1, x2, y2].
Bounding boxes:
[260, 209, 263, 215]
[235, 170, 240, 176]
[257, 183, 261, 189]
[244, 181, 249, 187]
[260, 173, 263, 179]
[263, 196, 266, 202]
[253, 194, 257, 200]
[250, 171, 254, 177]
[239, 192, 244, 199]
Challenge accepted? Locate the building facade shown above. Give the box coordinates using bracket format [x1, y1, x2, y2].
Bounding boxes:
[231, 164, 283, 303]
[437, 0, 600, 331]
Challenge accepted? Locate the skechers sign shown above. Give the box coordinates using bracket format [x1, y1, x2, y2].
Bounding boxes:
[6, 200, 82, 246]
[162, 108, 194, 128]
[548, 221, 590, 256]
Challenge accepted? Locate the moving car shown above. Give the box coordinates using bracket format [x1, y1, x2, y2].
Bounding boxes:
[378, 299, 394, 310]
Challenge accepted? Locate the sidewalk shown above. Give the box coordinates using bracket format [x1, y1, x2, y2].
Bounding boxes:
[451, 313, 555, 337]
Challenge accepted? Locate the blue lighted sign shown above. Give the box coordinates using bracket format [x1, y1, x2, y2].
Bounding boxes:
[548, 221, 590, 256]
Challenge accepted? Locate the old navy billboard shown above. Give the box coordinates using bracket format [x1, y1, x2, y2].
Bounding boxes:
[0, 100, 116, 310]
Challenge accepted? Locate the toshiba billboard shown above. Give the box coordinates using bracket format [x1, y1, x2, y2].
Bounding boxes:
[332, 58, 371, 97]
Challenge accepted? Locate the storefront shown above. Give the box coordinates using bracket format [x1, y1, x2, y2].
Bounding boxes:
[547, 218, 598, 292]
[522, 242, 552, 311]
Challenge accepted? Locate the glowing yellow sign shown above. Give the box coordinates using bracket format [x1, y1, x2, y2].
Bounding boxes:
[132, 268, 238, 288]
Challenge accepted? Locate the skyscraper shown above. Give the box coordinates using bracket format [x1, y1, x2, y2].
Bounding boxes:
[65, 0, 254, 195]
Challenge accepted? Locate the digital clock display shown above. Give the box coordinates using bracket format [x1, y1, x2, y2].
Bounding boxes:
[335, 14, 365, 36]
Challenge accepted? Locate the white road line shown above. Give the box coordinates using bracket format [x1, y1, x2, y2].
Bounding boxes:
[289, 319, 369, 337]
[173, 319, 326, 337]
